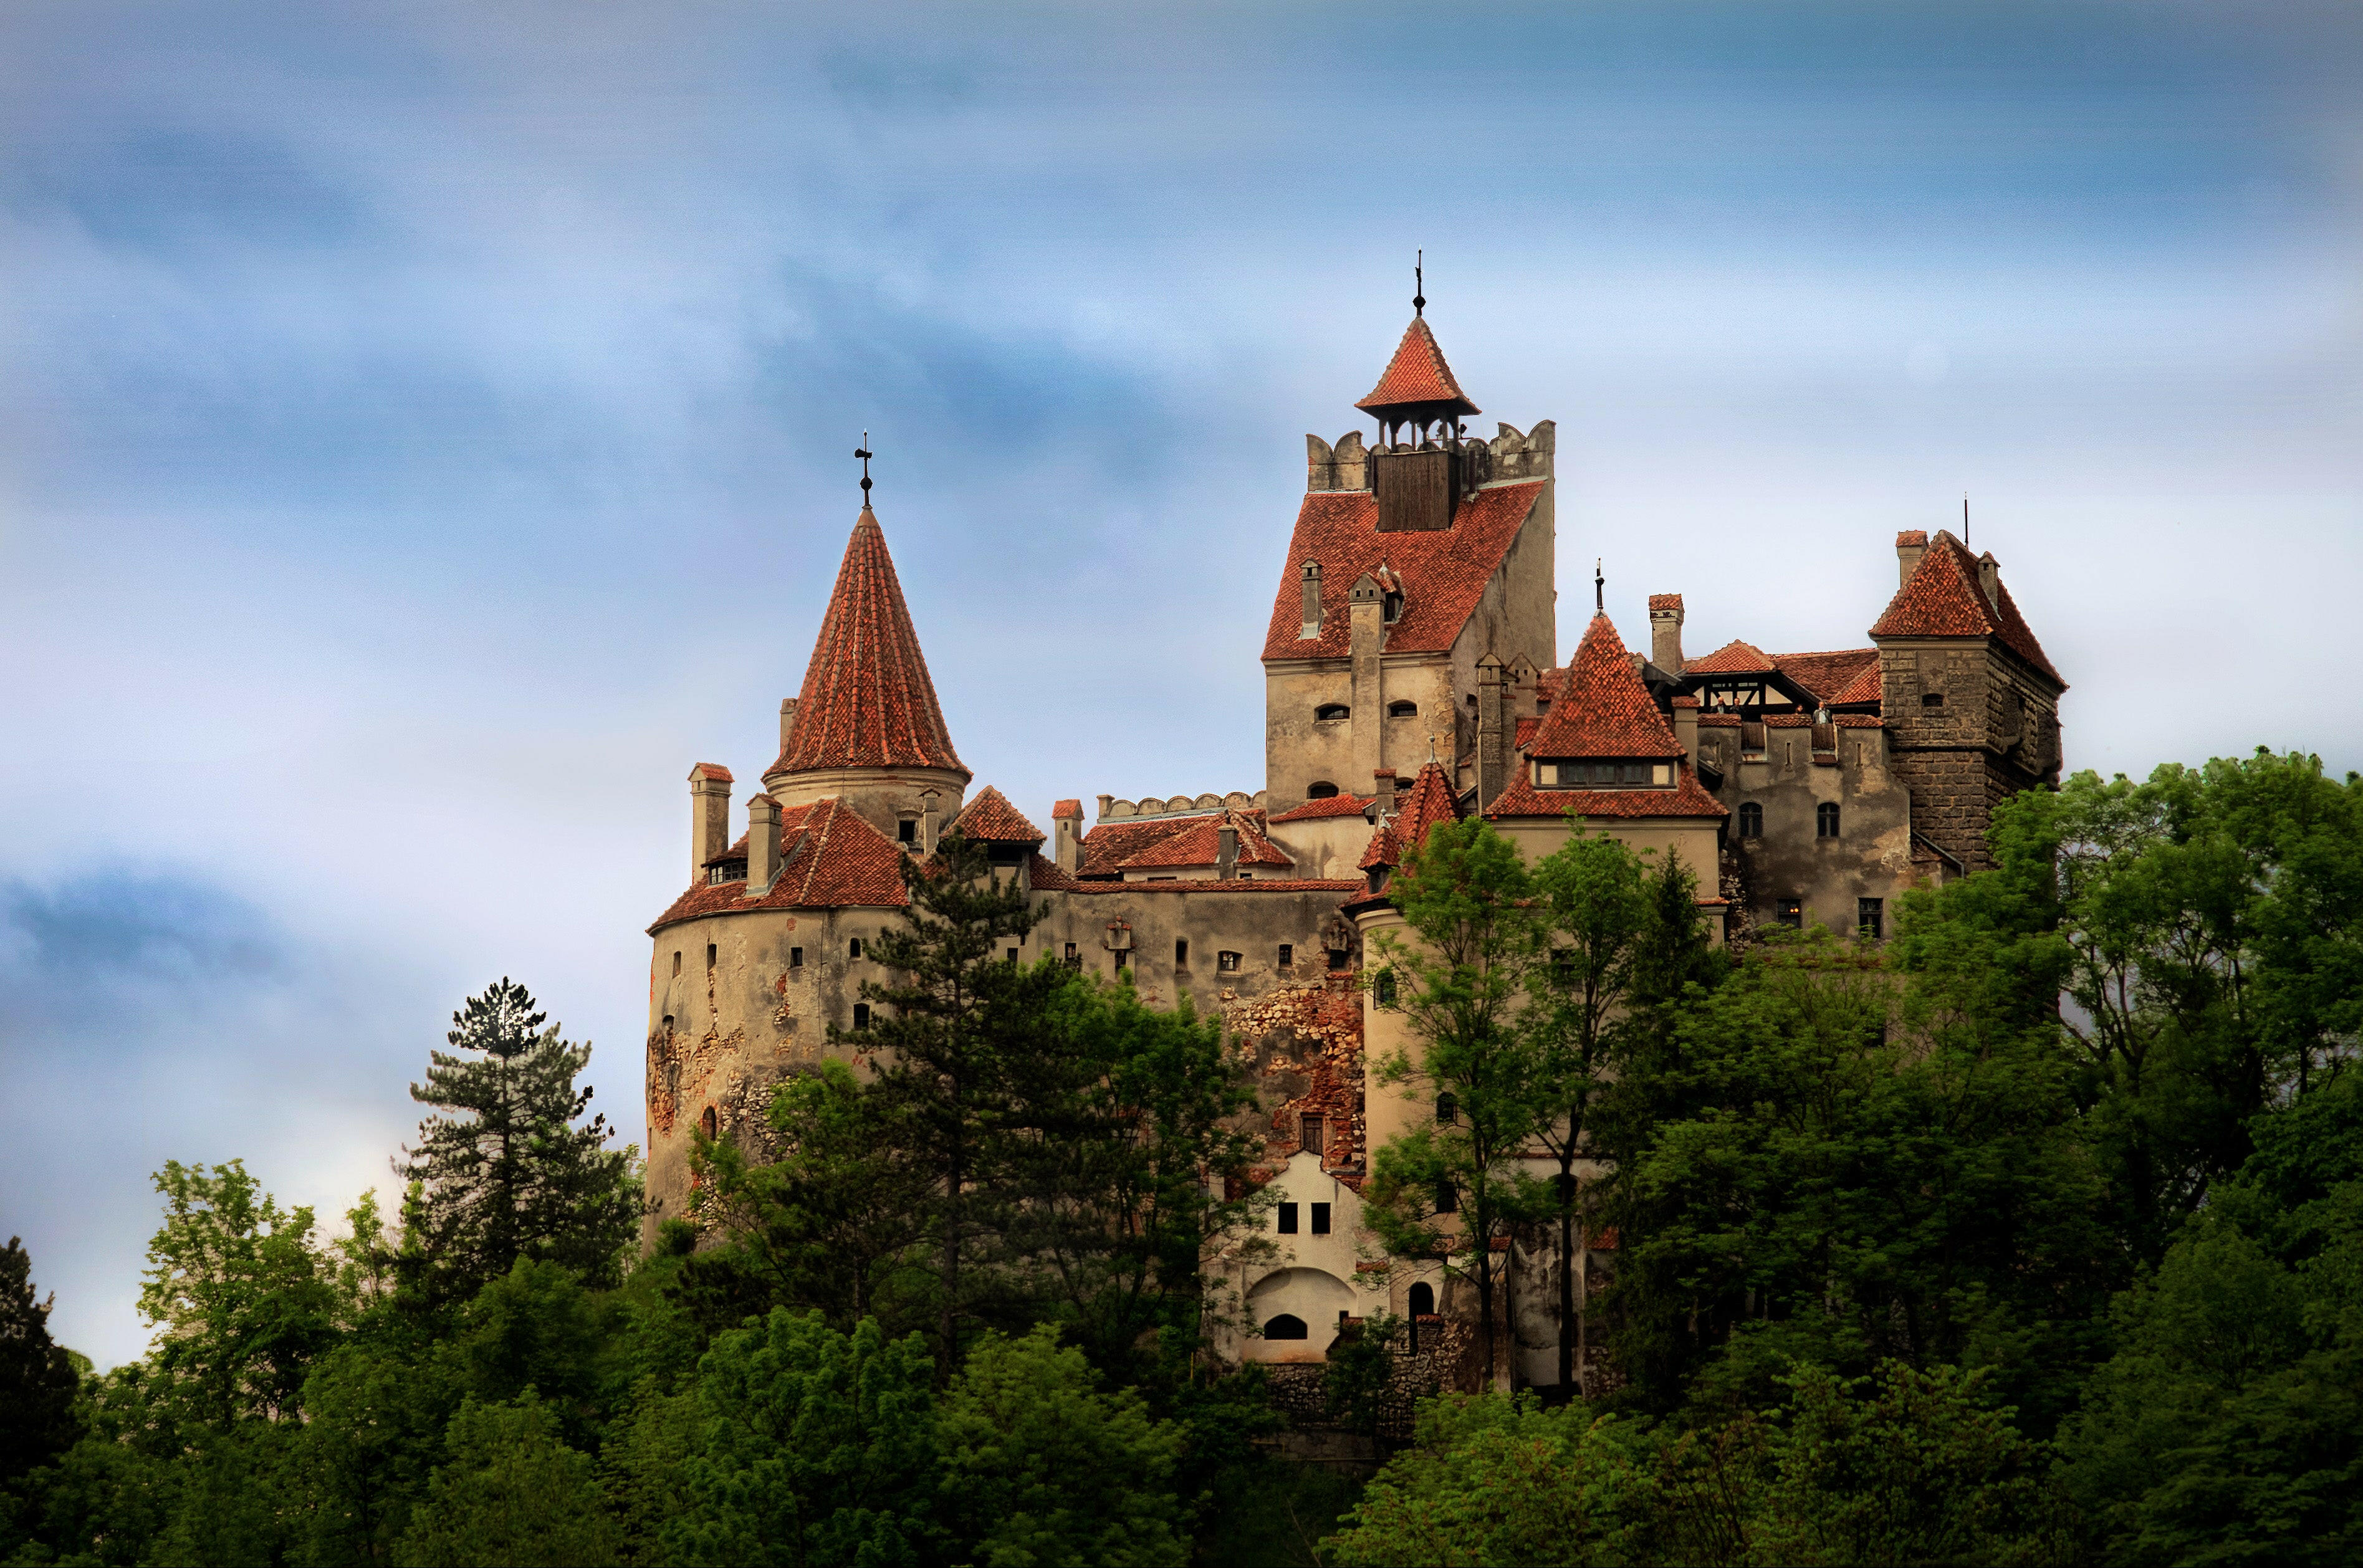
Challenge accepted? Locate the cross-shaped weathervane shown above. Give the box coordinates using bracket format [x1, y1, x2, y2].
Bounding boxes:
[855, 433, 874, 502]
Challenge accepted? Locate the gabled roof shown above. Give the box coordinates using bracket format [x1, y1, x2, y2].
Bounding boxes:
[1773, 649, 1881, 705]
[689, 762, 734, 783]
[1268, 793, 1375, 823]
[1357, 821, 1401, 872]
[1527, 615, 1683, 759]
[769, 505, 968, 778]
[1869, 529, 2063, 686]
[1116, 814, 1293, 872]
[1683, 638, 1778, 676]
[652, 796, 910, 930]
[946, 785, 1043, 844]
[1263, 481, 1545, 661]
[1363, 759, 1462, 870]
[1355, 315, 1480, 418]
[1484, 760, 1729, 822]
[1076, 811, 1272, 879]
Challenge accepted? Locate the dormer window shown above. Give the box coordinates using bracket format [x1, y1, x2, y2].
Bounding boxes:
[1315, 704, 1350, 722]
[1536, 760, 1674, 788]
[707, 861, 748, 886]
[1382, 590, 1404, 623]
[898, 818, 917, 844]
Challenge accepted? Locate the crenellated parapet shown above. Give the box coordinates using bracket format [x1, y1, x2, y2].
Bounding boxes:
[1096, 790, 1268, 821]
[1306, 421, 1553, 494]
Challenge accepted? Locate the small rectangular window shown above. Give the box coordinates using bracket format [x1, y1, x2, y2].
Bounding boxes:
[1114, 949, 1129, 969]
[848, 937, 863, 960]
[898, 818, 917, 844]
[1301, 1114, 1325, 1155]
[852, 1003, 871, 1028]
[1278, 944, 1293, 968]
[790, 946, 803, 969]
[706, 943, 717, 970]
[1858, 897, 1884, 940]
[1007, 948, 1020, 964]
[1328, 948, 1349, 971]
[1277, 1202, 1300, 1235]
[1817, 802, 1841, 839]
[1310, 1202, 1331, 1235]
[1434, 1180, 1459, 1215]
[1776, 899, 1803, 930]
[1217, 950, 1241, 973]
[672, 952, 681, 977]
[1175, 939, 1189, 967]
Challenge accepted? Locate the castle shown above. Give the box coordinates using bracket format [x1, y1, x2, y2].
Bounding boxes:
[641, 298, 2066, 1389]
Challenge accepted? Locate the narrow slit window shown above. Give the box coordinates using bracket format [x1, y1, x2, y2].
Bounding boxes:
[848, 937, 863, 960]
[790, 946, 803, 968]
[699, 1106, 717, 1140]
[1175, 938, 1189, 967]
[706, 943, 717, 970]
[671, 951, 681, 977]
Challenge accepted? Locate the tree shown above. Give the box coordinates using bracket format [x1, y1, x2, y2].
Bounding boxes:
[840, 834, 1070, 1370]
[1364, 816, 1550, 1390]
[0, 1236, 82, 1486]
[403, 978, 640, 1307]
[935, 1325, 1189, 1568]
[391, 1393, 621, 1568]
[1526, 826, 1652, 1394]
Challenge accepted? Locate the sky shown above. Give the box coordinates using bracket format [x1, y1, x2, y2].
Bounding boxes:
[2, 0, 2358, 1367]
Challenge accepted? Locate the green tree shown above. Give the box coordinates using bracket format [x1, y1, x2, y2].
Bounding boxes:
[0, 1236, 82, 1486]
[403, 978, 640, 1308]
[391, 1392, 620, 1568]
[1364, 816, 1550, 1391]
[840, 834, 1068, 1370]
[935, 1325, 1188, 1568]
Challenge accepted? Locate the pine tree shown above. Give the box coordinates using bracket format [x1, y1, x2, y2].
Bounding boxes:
[403, 979, 638, 1303]
[0, 1235, 82, 1484]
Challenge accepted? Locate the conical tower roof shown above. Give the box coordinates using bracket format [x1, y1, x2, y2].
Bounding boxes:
[770, 505, 967, 777]
[1356, 315, 1480, 419]
[1529, 615, 1683, 758]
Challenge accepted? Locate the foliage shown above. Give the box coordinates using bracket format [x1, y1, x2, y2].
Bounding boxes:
[391, 1393, 621, 1567]
[0, 1238, 82, 1486]
[403, 978, 640, 1309]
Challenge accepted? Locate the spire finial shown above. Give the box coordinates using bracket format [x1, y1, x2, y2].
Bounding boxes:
[856, 433, 874, 506]
[1594, 558, 1604, 616]
[1963, 490, 1969, 548]
[1412, 249, 1424, 317]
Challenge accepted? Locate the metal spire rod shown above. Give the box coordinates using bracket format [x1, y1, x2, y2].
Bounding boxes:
[1413, 249, 1424, 317]
[1594, 558, 1605, 616]
[856, 433, 874, 504]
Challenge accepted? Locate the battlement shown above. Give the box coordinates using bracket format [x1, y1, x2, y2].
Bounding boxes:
[1096, 790, 1268, 822]
[1306, 420, 1554, 493]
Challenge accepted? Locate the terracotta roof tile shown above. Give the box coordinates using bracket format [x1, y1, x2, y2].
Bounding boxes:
[1366, 760, 1462, 869]
[1682, 638, 1778, 676]
[651, 796, 910, 930]
[1116, 814, 1293, 871]
[1528, 616, 1683, 758]
[1648, 593, 1683, 612]
[1697, 713, 1743, 728]
[946, 785, 1044, 844]
[1262, 482, 1545, 661]
[1051, 798, 1083, 820]
[1077, 814, 1217, 879]
[1354, 315, 1480, 418]
[1772, 649, 1881, 704]
[1829, 660, 1884, 706]
[1268, 793, 1376, 823]
[1027, 853, 1081, 890]
[1514, 715, 1540, 748]
[689, 762, 734, 783]
[1051, 874, 1364, 896]
[1869, 529, 2063, 686]
[1670, 695, 1700, 709]
[769, 506, 968, 778]
[1485, 759, 1729, 821]
[1897, 529, 1927, 547]
[1357, 821, 1401, 871]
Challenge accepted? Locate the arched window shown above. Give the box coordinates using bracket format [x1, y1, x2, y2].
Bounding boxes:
[671, 951, 682, 977]
[1306, 781, 1339, 800]
[1314, 704, 1350, 722]
[1407, 1283, 1436, 1317]
[1262, 1313, 1309, 1341]
[1435, 1092, 1457, 1124]
[1387, 699, 1418, 718]
[852, 1002, 871, 1029]
[1817, 802, 1841, 839]
[1373, 970, 1397, 1006]
[699, 1106, 717, 1140]
[1738, 802, 1763, 839]
[848, 937, 864, 959]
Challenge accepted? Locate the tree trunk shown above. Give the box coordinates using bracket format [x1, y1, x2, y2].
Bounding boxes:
[1556, 1159, 1576, 1394]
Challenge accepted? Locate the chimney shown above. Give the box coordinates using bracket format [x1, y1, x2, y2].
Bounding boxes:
[1649, 595, 1685, 674]
[689, 764, 734, 885]
[920, 790, 941, 857]
[777, 699, 798, 758]
[745, 794, 780, 894]
[1371, 768, 1397, 813]
[1052, 799, 1083, 874]
[1672, 696, 1700, 770]
[1475, 654, 1509, 808]
[1896, 530, 1927, 588]
[1217, 822, 1239, 881]
[1977, 551, 2001, 609]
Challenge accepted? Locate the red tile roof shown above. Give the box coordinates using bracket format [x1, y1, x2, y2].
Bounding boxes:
[651, 796, 910, 930]
[1116, 814, 1293, 871]
[1262, 482, 1545, 661]
[1527, 615, 1683, 759]
[1372, 760, 1463, 868]
[1514, 715, 1540, 748]
[1357, 821, 1401, 871]
[1772, 649, 1881, 705]
[689, 762, 734, 783]
[1051, 798, 1083, 820]
[946, 785, 1043, 844]
[1485, 760, 1729, 822]
[1037, 850, 1362, 897]
[1869, 529, 2063, 686]
[1897, 529, 1928, 547]
[1268, 793, 1376, 823]
[1648, 593, 1684, 612]
[1075, 812, 1265, 878]
[769, 506, 969, 778]
[1354, 315, 1480, 418]
[1670, 695, 1700, 710]
[1829, 660, 1884, 706]
[1682, 638, 1778, 676]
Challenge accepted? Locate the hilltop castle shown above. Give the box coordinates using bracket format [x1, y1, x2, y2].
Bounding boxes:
[641, 300, 2065, 1389]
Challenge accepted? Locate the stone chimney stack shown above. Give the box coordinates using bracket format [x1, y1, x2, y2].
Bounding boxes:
[1475, 654, 1509, 808]
[1217, 822, 1239, 881]
[1649, 594, 1685, 674]
[745, 794, 780, 894]
[1671, 696, 1700, 770]
[777, 699, 798, 756]
[1372, 768, 1397, 813]
[1896, 530, 1928, 588]
[1977, 550, 2001, 609]
[920, 790, 941, 858]
[1052, 800, 1083, 874]
[689, 764, 734, 885]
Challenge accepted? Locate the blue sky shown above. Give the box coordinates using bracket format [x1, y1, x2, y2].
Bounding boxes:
[3, 1, 2357, 1366]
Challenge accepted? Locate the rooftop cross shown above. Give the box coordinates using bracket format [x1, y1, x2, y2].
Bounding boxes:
[856, 433, 874, 505]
